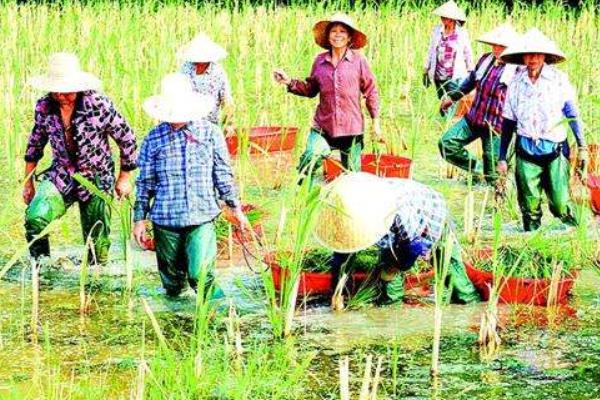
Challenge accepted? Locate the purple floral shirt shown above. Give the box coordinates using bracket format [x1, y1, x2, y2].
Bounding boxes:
[24, 91, 137, 202]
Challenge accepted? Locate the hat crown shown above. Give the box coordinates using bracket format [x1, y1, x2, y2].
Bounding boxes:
[47, 52, 82, 78]
[433, 0, 467, 22]
[160, 73, 194, 98]
[328, 12, 355, 28]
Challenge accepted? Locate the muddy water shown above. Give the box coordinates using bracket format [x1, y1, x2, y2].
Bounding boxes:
[1, 245, 599, 398]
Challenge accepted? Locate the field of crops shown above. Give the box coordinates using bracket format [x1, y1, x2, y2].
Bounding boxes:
[0, 0, 599, 399]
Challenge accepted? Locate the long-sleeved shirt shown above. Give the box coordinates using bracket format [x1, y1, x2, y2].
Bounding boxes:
[451, 53, 518, 134]
[133, 121, 240, 227]
[425, 24, 473, 82]
[180, 62, 233, 125]
[287, 49, 379, 138]
[24, 91, 137, 202]
[376, 178, 448, 257]
[499, 64, 586, 160]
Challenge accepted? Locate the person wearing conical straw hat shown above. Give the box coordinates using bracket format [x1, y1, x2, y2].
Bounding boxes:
[424, 0, 474, 100]
[273, 13, 383, 184]
[133, 73, 249, 299]
[179, 33, 234, 135]
[497, 29, 588, 231]
[23, 52, 137, 265]
[438, 23, 520, 185]
[314, 173, 480, 305]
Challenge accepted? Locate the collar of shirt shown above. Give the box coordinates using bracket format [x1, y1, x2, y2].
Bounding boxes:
[321, 48, 355, 65]
[522, 63, 556, 85]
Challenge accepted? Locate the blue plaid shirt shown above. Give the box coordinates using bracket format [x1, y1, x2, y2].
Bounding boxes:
[376, 178, 448, 258]
[133, 121, 239, 227]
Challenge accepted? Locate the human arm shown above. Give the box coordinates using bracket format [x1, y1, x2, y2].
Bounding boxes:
[563, 100, 588, 177]
[275, 58, 320, 98]
[23, 105, 49, 204]
[132, 136, 156, 231]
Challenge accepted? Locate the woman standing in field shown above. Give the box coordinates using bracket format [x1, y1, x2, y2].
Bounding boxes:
[497, 29, 588, 231]
[423, 0, 473, 100]
[179, 33, 235, 135]
[133, 74, 248, 299]
[23, 52, 137, 265]
[273, 13, 383, 182]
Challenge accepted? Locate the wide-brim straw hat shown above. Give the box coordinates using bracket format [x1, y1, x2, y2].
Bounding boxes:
[432, 0, 467, 23]
[500, 28, 566, 65]
[313, 172, 397, 253]
[312, 13, 368, 50]
[143, 73, 215, 123]
[177, 33, 227, 63]
[477, 23, 520, 48]
[29, 52, 101, 93]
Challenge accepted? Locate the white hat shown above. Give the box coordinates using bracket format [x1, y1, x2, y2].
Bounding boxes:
[477, 23, 520, 48]
[177, 33, 227, 63]
[432, 1, 467, 23]
[500, 28, 566, 65]
[313, 13, 368, 50]
[143, 73, 215, 123]
[313, 172, 397, 253]
[29, 52, 101, 93]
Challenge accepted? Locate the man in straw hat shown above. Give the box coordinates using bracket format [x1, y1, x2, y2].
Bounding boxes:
[314, 173, 479, 305]
[24, 52, 137, 265]
[438, 23, 520, 185]
[133, 73, 249, 299]
[497, 29, 588, 231]
[424, 0, 474, 100]
[273, 13, 382, 183]
[179, 33, 234, 135]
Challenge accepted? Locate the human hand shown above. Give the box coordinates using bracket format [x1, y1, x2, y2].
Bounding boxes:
[440, 97, 453, 113]
[224, 124, 236, 137]
[497, 160, 508, 175]
[133, 220, 147, 248]
[115, 173, 132, 200]
[576, 146, 589, 182]
[23, 180, 35, 205]
[273, 69, 291, 85]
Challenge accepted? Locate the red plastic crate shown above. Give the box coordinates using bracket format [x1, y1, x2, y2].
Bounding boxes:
[323, 154, 412, 182]
[264, 252, 434, 297]
[587, 174, 600, 215]
[226, 126, 298, 155]
[465, 249, 577, 306]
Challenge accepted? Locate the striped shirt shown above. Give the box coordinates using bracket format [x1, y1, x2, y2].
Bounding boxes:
[376, 178, 448, 256]
[133, 121, 239, 227]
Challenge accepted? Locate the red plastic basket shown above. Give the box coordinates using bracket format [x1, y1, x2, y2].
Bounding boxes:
[323, 154, 412, 182]
[226, 126, 298, 155]
[587, 174, 600, 215]
[465, 249, 577, 306]
[264, 252, 434, 297]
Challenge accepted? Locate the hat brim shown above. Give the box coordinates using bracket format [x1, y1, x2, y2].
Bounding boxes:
[29, 72, 101, 93]
[178, 45, 228, 63]
[312, 20, 368, 50]
[477, 37, 512, 47]
[501, 51, 566, 65]
[143, 94, 215, 123]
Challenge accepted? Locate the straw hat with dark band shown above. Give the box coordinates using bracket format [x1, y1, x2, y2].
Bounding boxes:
[312, 13, 368, 50]
[314, 173, 397, 253]
[29, 52, 101, 93]
[500, 28, 566, 65]
[477, 23, 520, 48]
[432, 0, 467, 23]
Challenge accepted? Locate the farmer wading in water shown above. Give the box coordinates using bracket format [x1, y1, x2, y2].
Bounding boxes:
[497, 29, 588, 231]
[314, 172, 480, 305]
[273, 13, 383, 182]
[438, 23, 520, 185]
[133, 73, 249, 299]
[23, 52, 137, 265]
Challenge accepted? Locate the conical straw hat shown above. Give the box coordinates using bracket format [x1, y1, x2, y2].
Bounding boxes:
[432, 1, 467, 23]
[500, 28, 566, 65]
[312, 13, 368, 50]
[143, 73, 215, 123]
[29, 52, 101, 93]
[177, 33, 227, 63]
[314, 172, 397, 253]
[477, 23, 520, 48]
